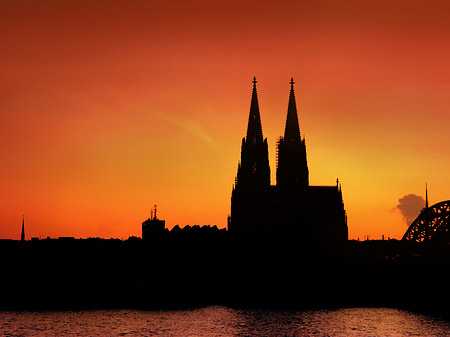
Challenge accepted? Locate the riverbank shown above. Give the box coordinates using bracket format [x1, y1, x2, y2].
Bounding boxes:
[1, 237, 449, 315]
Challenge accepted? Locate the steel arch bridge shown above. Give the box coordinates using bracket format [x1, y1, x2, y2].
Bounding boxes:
[402, 200, 450, 243]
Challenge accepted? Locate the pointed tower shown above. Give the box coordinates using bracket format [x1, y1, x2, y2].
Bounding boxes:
[284, 77, 301, 143]
[246, 77, 264, 145]
[20, 215, 25, 242]
[234, 77, 271, 190]
[276, 77, 309, 188]
[230, 77, 271, 232]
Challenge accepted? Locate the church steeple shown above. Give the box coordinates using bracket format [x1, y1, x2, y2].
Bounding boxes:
[246, 77, 264, 144]
[284, 77, 301, 143]
[276, 77, 309, 188]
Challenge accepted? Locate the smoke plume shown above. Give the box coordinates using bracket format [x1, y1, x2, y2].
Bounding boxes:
[396, 194, 425, 226]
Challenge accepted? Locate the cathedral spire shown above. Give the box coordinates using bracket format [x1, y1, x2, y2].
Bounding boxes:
[246, 76, 264, 144]
[284, 77, 301, 142]
[276, 77, 309, 188]
[232, 77, 271, 192]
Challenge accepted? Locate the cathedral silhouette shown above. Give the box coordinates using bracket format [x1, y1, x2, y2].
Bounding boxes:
[229, 77, 348, 245]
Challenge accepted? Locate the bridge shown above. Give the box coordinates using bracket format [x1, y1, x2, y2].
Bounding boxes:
[402, 200, 450, 243]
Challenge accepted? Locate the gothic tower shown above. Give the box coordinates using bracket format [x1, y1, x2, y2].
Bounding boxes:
[276, 77, 309, 189]
[230, 77, 271, 232]
[235, 77, 270, 190]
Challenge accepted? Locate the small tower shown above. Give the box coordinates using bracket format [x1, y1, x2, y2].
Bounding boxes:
[20, 215, 25, 242]
[425, 183, 429, 209]
[142, 205, 166, 240]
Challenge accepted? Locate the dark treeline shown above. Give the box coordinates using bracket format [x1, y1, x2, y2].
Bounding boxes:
[1, 236, 450, 316]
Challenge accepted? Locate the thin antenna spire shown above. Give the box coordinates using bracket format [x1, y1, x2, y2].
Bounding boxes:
[20, 215, 25, 242]
[425, 183, 429, 209]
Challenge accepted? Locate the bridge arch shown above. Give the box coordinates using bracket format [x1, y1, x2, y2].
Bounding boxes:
[402, 200, 450, 243]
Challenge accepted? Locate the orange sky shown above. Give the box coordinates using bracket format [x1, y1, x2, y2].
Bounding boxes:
[1, 0, 450, 240]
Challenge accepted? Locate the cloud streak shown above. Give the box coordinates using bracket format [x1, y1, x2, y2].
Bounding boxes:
[163, 114, 217, 147]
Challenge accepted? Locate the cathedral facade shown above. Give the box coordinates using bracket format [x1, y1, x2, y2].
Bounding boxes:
[229, 77, 348, 245]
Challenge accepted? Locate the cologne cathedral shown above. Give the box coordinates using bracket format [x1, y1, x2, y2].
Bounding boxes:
[229, 77, 348, 245]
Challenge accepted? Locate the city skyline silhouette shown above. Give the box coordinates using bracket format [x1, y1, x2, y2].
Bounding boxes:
[2, 0, 450, 242]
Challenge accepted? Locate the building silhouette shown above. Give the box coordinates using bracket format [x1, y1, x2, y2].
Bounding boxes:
[229, 77, 348, 245]
[142, 205, 166, 240]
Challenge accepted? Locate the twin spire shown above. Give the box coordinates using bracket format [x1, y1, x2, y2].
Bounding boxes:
[237, 76, 308, 190]
[246, 76, 302, 144]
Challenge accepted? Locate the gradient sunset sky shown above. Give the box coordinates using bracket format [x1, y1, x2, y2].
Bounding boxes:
[2, 0, 450, 240]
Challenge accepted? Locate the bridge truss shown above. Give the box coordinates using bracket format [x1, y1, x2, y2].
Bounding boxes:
[402, 200, 450, 243]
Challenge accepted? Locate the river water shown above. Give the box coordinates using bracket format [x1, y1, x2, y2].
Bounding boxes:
[1, 306, 450, 336]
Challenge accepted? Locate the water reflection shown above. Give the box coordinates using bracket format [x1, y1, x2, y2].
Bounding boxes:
[233, 308, 450, 336]
[1, 307, 449, 336]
